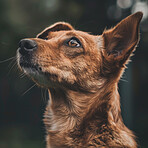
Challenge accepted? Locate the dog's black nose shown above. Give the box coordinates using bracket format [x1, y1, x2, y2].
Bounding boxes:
[18, 39, 37, 55]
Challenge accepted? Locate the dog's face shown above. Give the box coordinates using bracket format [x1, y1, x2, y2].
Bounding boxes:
[17, 12, 142, 92]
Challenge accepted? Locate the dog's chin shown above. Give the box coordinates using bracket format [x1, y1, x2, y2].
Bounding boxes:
[17, 52, 54, 88]
[19, 62, 55, 88]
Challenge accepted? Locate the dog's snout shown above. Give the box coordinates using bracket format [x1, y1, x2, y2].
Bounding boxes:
[18, 39, 37, 55]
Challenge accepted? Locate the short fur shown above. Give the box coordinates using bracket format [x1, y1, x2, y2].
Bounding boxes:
[17, 12, 143, 148]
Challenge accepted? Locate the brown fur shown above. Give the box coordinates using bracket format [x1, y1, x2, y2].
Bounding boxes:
[17, 12, 143, 148]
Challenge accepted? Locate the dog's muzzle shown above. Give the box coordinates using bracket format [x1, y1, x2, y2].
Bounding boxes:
[17, 39, 41, 72]
[18, 39, 37, 56]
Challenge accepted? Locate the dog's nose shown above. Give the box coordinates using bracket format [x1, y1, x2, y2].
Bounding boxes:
[18, 39, 37, 55]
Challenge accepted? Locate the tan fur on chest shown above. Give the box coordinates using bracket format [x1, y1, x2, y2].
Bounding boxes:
[17, 12, 143, 148]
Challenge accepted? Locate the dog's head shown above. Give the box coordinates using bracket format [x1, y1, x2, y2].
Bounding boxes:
[17, 12, 143, 92]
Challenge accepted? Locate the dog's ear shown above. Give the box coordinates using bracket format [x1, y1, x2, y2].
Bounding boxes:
[37, 22, 74, 39]
[102, 12, 143, 66]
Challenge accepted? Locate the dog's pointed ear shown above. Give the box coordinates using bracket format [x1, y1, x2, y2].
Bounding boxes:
[102, 12, 143, 66]
[37, 22, 74, 39]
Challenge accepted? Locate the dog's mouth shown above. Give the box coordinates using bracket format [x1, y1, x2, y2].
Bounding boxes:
[17, 50, 56, 88]
[19, 59, 42, 73]
[18, 54, 44, 79]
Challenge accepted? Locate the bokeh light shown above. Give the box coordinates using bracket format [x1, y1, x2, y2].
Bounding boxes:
[107, 5, 122, 20]
[132, 1, 148, 21]
[117, 0, 133, 9]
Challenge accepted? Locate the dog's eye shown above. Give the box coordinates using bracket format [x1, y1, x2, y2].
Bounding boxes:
[67, 37, 81, 48]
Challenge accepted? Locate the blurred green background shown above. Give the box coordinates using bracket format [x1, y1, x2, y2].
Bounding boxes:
[0, 0, 148, 147]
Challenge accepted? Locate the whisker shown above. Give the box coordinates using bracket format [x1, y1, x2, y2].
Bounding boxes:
[8, 57, 17, 67]
[41, 89, 44, 102]
[120, 78, 128, 83]
[44, 89, 48, 102]
[7, 60, 18, 76]
[20, 73, 26, 78]
[21, 84, 36, 96]
[41, 88, 47, 102]
[0, 56, 16, 63]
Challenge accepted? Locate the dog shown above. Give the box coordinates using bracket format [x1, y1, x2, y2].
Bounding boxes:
[17, 12, 143, 148]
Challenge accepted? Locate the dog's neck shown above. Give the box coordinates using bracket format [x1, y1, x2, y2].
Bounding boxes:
[44, 81, 136, 147]
[45, 82, 121, 132]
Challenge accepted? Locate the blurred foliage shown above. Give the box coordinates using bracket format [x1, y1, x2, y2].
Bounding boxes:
[0, 0, 148, 147]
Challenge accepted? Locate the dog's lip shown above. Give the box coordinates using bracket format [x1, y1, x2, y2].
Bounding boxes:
[17, 51, 42, 72]
[19, 61, 42, 72]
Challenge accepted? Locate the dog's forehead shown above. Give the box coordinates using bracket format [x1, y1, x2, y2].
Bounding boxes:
[44, 30, 96, 41]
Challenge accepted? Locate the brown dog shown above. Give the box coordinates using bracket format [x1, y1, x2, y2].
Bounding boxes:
[17, 12, 143, 148]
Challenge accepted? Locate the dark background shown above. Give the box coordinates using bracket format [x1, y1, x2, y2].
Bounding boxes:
[0, 0, 148, 147]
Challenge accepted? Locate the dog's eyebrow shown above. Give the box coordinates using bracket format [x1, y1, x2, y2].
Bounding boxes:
[65, 31, 90, 39]
[65, 31, 78, 37]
